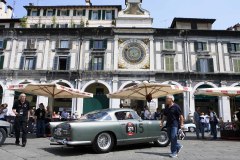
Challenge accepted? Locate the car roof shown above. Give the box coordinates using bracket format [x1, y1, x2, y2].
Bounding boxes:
[90, 108, 134, 114]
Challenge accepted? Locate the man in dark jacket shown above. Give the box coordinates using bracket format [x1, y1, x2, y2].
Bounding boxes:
[12, 93, 30, 147]
[35, 103, 46, 138]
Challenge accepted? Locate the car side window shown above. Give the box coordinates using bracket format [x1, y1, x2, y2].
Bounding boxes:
[115, 111, 134, 120]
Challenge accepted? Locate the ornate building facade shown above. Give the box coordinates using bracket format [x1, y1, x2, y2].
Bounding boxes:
[0, 0, 240, 121]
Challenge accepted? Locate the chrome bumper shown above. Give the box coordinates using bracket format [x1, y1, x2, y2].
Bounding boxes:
[49, 137, 91, 146]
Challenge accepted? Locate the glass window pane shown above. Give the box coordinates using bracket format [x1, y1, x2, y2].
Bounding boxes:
[31, 11, 38, 16]
[92, 11, 98, 20]
[203, 43, 207, 51]
[106, 11, 112, 20]
[60, 40, 69, 48]
[0, 41, 3, 48]
[47, 11, 53, 16]
[236, 44, 240, 52]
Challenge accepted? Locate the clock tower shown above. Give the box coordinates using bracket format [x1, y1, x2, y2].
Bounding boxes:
[116, 0, 153, 28]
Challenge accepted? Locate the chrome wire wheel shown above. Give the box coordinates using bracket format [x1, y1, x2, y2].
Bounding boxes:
[158, 131, 169, 144]
[97, 133, 112, 150]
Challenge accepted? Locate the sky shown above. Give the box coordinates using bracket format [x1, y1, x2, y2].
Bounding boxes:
[7, 0, 240, 29]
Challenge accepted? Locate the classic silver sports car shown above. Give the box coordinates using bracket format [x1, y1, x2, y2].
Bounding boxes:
[49, 108, 170, 153]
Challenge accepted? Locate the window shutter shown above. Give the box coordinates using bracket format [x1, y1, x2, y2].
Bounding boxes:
[83, 9, 86, 16]
[227, 43, 233, 53]
[53, 56, 59, 70]
[112, 10, 115, 19]
[88, 10, 92, 20]
[0, 56, 4, 69]
[37, 9, 41, 16]
[35, 24, 38, 28]
[203, 43, 207, 51]
[53, 9, 56, 16]
[102, 10, 106, 20]
[169, 57, 174, 71]
[98, 10, 101, 20]
[42, 24, 46, 28]
[33, 56, 37, 70]
[51, 24, 54, 28]
[56, 24, 59, 28]
[57, 10, 61, 16]
[73, 10, 77, 16]
[103, 39, 107, 49]
[90, 40, 94, 49]
[55, 40, 59, 49]
[196, 59, 200, 72]
[19, 56, 25, 70]
[67, 10, 70, 16]
[66, 56, 71, 70]
[65, 24, 68, 28]
[43, 9, 47, 16]
[3, 39, 7, 49]
[27, 9, 31, 16]
[208, 58, 214, 72]
[194, 42, 198, 52]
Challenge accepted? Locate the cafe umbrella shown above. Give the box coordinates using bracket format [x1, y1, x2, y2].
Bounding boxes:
[195, 87, 240, 112]
[7, 83, 93, 112]
[107, 81, 191, 102]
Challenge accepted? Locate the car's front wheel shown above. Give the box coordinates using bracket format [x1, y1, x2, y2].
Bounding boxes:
[154, 130, 170, 147]
[93, 132, 115, 153]
[0, 128, 7, 146]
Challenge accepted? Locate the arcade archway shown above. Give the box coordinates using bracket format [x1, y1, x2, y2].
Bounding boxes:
[83, 83, 110, 114]
[195, 84, 219, 115]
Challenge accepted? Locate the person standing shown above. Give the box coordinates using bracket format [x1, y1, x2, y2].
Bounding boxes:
[35, 103, 46, 138]
[61, 109, 68, 121]
[160, 95, 184, 158]
[199, 112, 206, 139]
[209, 107, 218, 140]
[12, 93, 30, 147]
[193, 107, 201, 139]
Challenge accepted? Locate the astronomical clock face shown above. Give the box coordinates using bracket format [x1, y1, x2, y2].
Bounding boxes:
[123, 43, 146, 64]
[119, 39, 149, 69]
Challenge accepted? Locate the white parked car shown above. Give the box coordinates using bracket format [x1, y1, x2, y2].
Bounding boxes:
[183, 123, 196, 132]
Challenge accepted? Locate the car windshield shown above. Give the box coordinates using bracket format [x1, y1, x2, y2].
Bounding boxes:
[80, 111, 111, 120]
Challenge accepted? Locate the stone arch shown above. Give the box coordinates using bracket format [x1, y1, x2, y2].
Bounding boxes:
[119, 80, 142, 90]
[81, 80, 111, 93]
[161, 81, 183, 87]
[193, 81, 218, 93]
[51, 79, 74, 88]
[230, 83, 240, 87]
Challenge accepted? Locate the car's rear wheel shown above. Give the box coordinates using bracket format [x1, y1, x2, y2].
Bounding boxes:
[189, 127, 195, 132]
[154, 130, 170, 147]
[93, 132, 114, 153]
[0, 128, 7, 146]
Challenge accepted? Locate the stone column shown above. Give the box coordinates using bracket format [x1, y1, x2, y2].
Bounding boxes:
[188, 81, 195, 118]
[75, 79, 84, 116]
[149, 37, 155, 71]
[184, 80, 192, 120]
[42, 38, 50, 70]
[218, 81, 231, 122]
[8, 38, 17, 69]
[217, 41, 224, 72]
[110, 76, 120, 108]
[36, 78, 48, 109]
[113, 36, 119, 70]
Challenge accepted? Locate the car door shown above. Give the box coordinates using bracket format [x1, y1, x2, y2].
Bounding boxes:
[115, 111, 147, 144]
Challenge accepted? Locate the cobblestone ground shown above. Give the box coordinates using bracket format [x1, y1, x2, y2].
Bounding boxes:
[0, 133, 239, 160]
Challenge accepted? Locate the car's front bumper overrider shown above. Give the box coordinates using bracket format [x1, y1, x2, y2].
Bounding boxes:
[49, 137, 91, 146]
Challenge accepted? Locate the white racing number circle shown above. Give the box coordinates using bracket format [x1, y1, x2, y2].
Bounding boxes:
[126, 122, 136, 136]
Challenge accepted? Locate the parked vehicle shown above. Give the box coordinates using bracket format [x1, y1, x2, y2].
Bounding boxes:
[49, 108, 170, 153]
[183, 123, 196, 132]
[0, 120, 11, 146]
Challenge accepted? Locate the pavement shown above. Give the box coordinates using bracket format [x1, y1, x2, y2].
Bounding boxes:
[0, 133, 240, 160]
